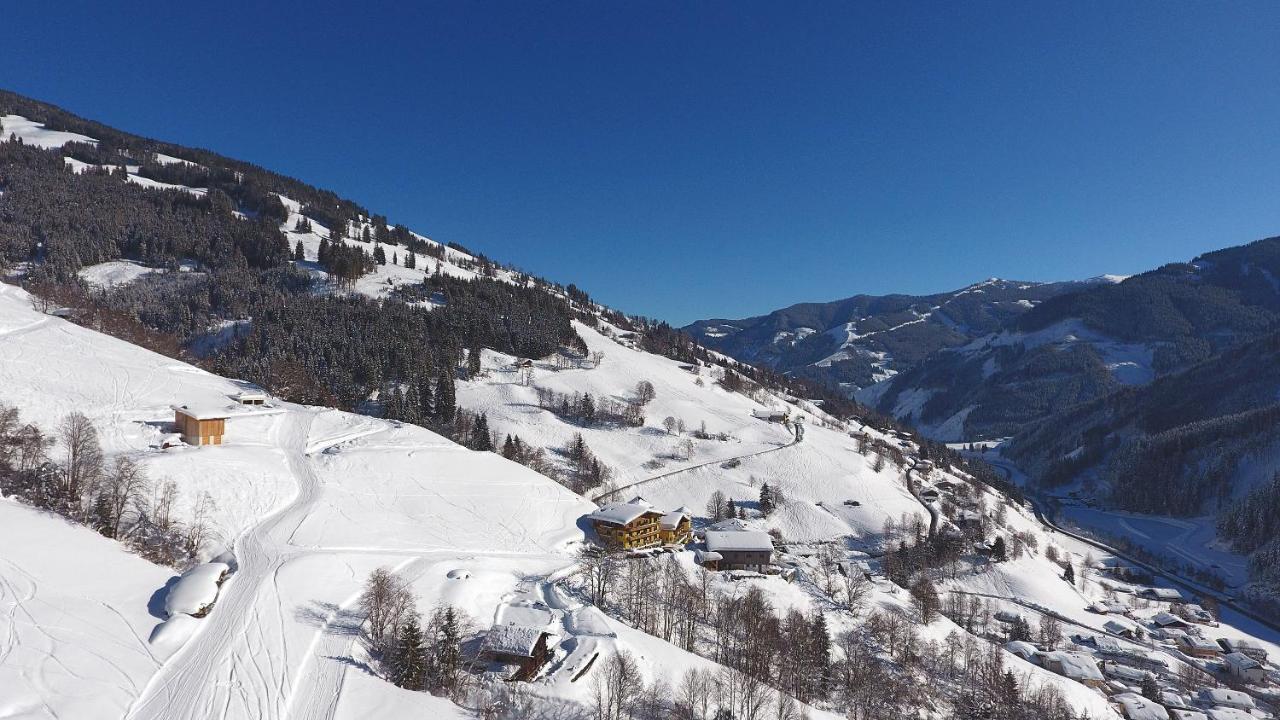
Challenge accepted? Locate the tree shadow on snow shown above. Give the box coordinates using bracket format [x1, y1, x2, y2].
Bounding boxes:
[148, 576, 180, 620]
[293, 600, 364, 636]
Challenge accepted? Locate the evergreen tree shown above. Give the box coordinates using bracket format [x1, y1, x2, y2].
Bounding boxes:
[431, 607, 462, 692]
[502, 434, 518, 460]
[293, 239, 305, 261]
[373, 244, 386, 265]
[726, 498, 736, 519]
[470, 413, 494, 452]
[435, 371, 456, 426]
[388, 615, 426, 689]
[758, 482, 774, 515]
[466, 345, 482, 378]
[991, 535, 1008, 562]
[1063, 562, 1076, 586]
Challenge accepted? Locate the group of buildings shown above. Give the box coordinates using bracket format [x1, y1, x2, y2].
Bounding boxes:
[585, 497, 776, 572]
[1012, 593, 1274, 720]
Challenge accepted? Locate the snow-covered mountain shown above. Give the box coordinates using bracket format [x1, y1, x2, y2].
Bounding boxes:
[685, 277, 1110, 394]
[3, 89, 1279, 720]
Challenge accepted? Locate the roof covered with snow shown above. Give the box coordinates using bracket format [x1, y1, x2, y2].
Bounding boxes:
[1223, 652, 1261, 670]
[1041, 651, 1104, 681]
[485, 623, 545, 658]
[1113, 693, 1169, 720]
[660, 508, 691, 529]
[1196, 688, 1254, 709]
[588, 501, 654, 526]
[705, 530, 774, 553]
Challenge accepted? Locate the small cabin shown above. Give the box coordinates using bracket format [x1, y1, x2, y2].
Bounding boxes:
[234, 391, 268, 406]
[1223, 652, 1266, 684]
[483, 623, 552, 681]
[172, 405, 228, 446]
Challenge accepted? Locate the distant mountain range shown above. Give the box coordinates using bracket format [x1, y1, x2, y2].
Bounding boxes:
[685, 276, 1122, 395]
[690, 237, 1280, 593]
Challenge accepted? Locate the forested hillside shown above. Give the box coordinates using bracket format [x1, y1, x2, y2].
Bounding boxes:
[0, 90, 870, 453]
[685, 278, 1102, 392]
[869, 240, 1280, 441]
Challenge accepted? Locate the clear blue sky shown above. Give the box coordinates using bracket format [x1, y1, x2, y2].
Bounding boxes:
[4, 2, 1280, 324]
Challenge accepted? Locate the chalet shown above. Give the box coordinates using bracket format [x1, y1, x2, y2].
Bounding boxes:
[483, 623, 552, 681]
[1222, 652, 1266, 684]
[658, 508, 693, 545]
[1195, 688, 1255, 712]
[752, 408, 789, 423]
[1105, 620, 1138, 639]
[1179, 604, 1216, 625]
[1139, 587, 1184, 602]
[587, 500, 662, 550]
[233, 391, 267, 406]
[1152, 612, 1191, 630]
[1089, 600, 1133, 616]
[1004, 640, 1039, 663]
[1113, 693, 1169, 720]
[511, 358, 535, 369]
[1039, 650, 1106, 687]
[1175, 634, 1221, 659]
[1102, 660, 1154, 685]
[172, 404, 228, 446]
[1217, 638, 1267, 663]
[703, 530, 774, 571]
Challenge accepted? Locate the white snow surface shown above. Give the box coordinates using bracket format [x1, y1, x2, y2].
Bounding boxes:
[78, 260, 160, 289]
[162, 562, 229, 618]
[2, 114, 97, 148]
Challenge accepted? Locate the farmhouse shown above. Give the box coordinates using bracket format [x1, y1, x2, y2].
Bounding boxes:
[1139, 587, 1184, 602]
[1039, 651, 1105, 688]
[1222, 652, 1266, 684]
[1217, 638, 1267, 663]
[1113, 692, 1169, 720]
[1152, 612, 1191, 630]
[172, 404, 229, 446]
[1105, 620, 1138, 639]
[483, 623, 552, 681]
[1175, 634, 1221, 659]
[703, 530, 774, 571]
[1195, 688, 1254, 712]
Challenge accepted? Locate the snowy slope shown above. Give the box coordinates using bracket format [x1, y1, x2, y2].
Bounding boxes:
[0, 281, 591, 719]
[0, 499, 172, 720]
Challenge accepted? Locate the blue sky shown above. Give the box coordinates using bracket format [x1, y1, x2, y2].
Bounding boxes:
[4, 2, 1280, 324]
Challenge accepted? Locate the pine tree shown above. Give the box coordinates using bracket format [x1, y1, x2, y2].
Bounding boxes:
[373, 244, 386, 265]
[466, 345, 482, 378]
[1063, 562, 1076, 586]
[809, 611, 831, 699]
[759, 483, 774, 515]
[470, 414, 494, 452]
[293, 239, 305, 261]
[389, 615, 426, 689]
[432, 607, 462, 692]
[435, 371, 456, 426]
[502, 434, 518, 460]
[991, 535, 1008, 562]
[726, 498, 736, 519]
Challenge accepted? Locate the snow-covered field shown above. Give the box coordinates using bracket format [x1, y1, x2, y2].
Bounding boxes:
[0, 282, 591, 719]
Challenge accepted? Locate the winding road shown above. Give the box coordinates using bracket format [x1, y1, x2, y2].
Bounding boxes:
[592, 436, 797, 503]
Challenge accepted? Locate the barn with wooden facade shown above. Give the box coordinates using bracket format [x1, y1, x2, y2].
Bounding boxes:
[702, 529, 775, 571]
[587, 498, 693, 551]
[172, 405, 229, 446]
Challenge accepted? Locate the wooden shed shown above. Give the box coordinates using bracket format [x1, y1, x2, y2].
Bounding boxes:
[172, 405, 229, 446]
